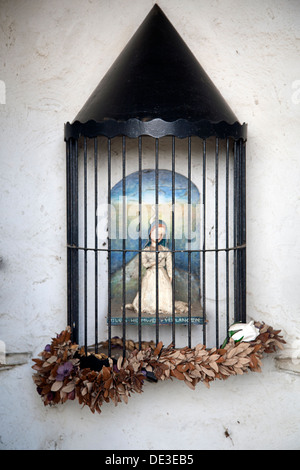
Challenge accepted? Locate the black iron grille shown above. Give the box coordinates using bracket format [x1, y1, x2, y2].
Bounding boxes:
[66, 132, 246, 355]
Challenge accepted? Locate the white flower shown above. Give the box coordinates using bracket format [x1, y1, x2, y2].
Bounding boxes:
[229, 321, 260, 343]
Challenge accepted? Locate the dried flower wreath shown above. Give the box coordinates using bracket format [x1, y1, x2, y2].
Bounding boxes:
[32, 322, 285, 414]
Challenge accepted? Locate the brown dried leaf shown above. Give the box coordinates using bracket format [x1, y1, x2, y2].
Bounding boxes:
[184, 379, 195, 390]
[51, 380, 63, 392]
[209, 354, 220, 362]
[153, 341, 163, 356]
[63, 388, 73, 401]
[195, 351, 208, 363]
[183, 372, 193, 382]
[237, 357, 250, 366]
[102, 366, 111, 381]
[170, 350, 181, 359]
[200, 366, 215, 378]
[236, 342, 252, 353]
[203, 379, 210, 388]
[177, 364, 189, 373]
[32, 358, 44, 366]
[179, 352, 188, 360]
[117, 355, 123, 370]
[61, 382, 75, 393]
[218, 365, 231, 376]
[226, 347, 239, 359]
[42, 384, 52, 394]
[158, 363, 170, 371]
[120, 394, 128, 404]
[234, 367, 244, 375]
[42, 359, 54, 368]
[259, 325, 268, 334]
[171, 369, 185, 380]
[217, 348, 227, 356]
[104, 378, 112, 389]
[117, 384, 126, 394]
[209, 361, 219, 373]
[249, 353, 259, 368]
[274, 340, 285, 350]
[190, 369, 201, 378]
[216, 356, 225, 364]
[258, 332, 269, 343]
[223, 358, 238, 366]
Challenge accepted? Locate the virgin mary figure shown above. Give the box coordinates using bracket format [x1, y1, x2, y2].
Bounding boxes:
[126, 219, 188, 315]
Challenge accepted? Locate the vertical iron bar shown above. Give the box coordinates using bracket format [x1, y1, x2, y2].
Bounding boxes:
[66, 139, 71, 326]
[241, 139, 247, 322]
[83, 137, 88, 354]
[236, 139, 241, 320]
[122, 136, 126, 358]
[215, 137, 219, 346]
[225, 138, 230, 331]
[202, 139, 206, 345]
[188, 136, 192, 348]
[233, 140, 238, 322]
[66, 138, 79, 344]
[236, 138, 247, 323]
[138, 136, 142, 349]
[171, 136, 176, 346]
[155, 138, 159, 345]
[94, 137, 98, 353]
[107, 138, 112, 357]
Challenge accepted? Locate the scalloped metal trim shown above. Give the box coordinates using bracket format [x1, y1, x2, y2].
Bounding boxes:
[64, 118, 247, 141]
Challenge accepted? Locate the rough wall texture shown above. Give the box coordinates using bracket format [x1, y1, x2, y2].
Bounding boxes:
[0, 0, 300, 450]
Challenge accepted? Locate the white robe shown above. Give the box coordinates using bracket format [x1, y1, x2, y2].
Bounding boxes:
[129, 245, 188, 315]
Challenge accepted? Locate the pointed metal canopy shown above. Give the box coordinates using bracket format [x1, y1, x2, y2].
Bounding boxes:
[65, 4, 247, 140]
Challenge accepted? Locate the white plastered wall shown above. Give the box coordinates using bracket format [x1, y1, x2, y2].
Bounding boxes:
[0, 0, 300, 450]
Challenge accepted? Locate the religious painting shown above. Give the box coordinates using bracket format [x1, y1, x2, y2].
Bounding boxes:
[110, 169, 203, 325]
